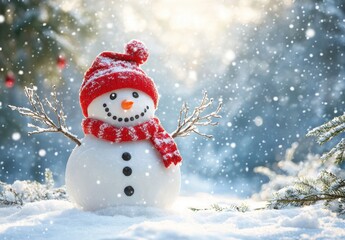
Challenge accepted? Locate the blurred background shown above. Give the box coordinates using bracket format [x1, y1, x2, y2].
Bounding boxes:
[0, 0, 344, 197]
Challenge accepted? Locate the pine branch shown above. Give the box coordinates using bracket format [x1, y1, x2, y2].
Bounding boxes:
[320, 138, 345, 164]
[307, 113, 345, 164]
[307, 113, 345, 144]
[269, 194, 344, 209]
[8, 86, 81, 146]
[268, 171, 345, 213]
[266, 113, 345, 213]
[171, 91, 222, 139]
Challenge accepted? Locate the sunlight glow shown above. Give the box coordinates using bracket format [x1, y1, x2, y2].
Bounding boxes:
[90, 0, 295, 89]
[117, 0, 268, 87]
[59, 0, 79, 12]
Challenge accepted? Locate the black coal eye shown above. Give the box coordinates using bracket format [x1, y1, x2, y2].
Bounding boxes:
[110, 93, 117, 100]
[132, 92, 139, 98]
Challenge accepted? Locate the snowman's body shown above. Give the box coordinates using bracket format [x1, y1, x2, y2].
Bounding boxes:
[66, 87, 182, 210]
[66, 40, 182, 211]
[66, 135, 180, 211]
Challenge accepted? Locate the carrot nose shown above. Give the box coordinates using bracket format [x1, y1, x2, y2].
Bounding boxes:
[121, 100, 134, 110]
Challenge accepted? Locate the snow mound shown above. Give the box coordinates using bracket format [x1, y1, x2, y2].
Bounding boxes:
[1, 195, 345, 240]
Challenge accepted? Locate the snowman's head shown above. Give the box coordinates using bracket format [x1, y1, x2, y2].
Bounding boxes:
[87, 88, 155, 127]
[80, 40, 159, 119]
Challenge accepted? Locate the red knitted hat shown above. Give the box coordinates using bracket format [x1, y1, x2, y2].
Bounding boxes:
[80, 40, 159, 117]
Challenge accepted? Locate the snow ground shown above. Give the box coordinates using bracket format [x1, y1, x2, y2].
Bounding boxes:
[1, 193, 345, 240]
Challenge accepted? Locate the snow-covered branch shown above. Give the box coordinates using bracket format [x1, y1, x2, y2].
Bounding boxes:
[258, 112, 345, 214]
[0, 169, 67, 206]
[307, 113, 345, 164]
[252, 142, 329, 201]
[171, 91, 222, 139]
[268, 171, 345, 214]
[8, 86, 81, 146]
[190, 203, 249, 213]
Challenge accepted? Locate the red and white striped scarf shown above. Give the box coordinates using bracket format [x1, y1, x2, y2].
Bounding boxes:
[82, 117, 182, 168]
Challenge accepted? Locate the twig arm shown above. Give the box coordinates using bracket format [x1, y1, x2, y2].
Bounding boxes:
[171, 91, 222, 139]
[8, 86, 81, 146]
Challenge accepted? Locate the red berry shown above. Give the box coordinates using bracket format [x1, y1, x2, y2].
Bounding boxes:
[5, 72, 15, 88]
[57, 55, 66, 69]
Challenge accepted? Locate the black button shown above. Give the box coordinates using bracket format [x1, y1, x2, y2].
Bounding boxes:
[124, 186, 134, 196]
[122, 152, 131, 161]
[123, 167, 132, 176]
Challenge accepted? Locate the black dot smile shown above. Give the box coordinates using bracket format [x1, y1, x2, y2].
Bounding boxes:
[103, 104, 149, 123]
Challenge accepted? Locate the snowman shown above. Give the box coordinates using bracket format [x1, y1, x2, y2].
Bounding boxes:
[65, 40, 182, 211]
